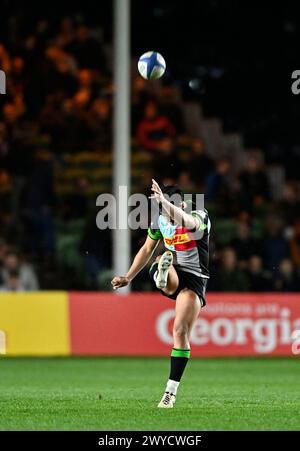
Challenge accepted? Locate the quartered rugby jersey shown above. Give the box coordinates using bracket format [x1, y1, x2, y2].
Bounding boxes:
[148, 209, 211, 278]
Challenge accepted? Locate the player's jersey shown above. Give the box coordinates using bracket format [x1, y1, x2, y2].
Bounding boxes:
[148, 209, 211, 278]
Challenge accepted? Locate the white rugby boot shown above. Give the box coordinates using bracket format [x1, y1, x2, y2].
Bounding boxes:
[156, 251, 173, 289]
[157, 391, 176, 408]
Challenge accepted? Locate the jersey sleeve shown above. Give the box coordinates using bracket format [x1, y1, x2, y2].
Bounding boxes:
[191, 209, 210, 238]
[148, 216, 162, 240]
[148, 227, 162, 240]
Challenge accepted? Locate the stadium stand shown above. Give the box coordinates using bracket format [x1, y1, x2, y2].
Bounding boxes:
[1, 6, 300, 291]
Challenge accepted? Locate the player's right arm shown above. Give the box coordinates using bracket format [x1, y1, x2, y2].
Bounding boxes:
[111, 235, 160, 289]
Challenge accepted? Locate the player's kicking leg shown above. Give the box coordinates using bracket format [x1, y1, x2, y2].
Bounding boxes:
[150, 251, 202, 408]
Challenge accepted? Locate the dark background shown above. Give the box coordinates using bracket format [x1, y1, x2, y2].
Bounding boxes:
[0, 0, 300, 293]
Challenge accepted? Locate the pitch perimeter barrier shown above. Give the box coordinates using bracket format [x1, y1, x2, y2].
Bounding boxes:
[0, 292, 299, 356]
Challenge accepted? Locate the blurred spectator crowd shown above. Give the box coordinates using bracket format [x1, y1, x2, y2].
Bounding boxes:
[1, 13, 300, 292]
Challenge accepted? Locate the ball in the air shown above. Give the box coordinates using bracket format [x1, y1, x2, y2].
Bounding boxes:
[138, 51, 166, 80]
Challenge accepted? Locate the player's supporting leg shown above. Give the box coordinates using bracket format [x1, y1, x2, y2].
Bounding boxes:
[158, 288, 201, 408]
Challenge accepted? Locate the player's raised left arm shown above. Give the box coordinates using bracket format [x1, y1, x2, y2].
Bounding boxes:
[150, 179, 201, 230]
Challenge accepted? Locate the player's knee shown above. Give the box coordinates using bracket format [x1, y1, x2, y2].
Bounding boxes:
[173, 323, 189, 342]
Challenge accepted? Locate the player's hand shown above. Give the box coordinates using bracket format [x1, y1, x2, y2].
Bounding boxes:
[150, 179, 164, 203]
[111, 276, 130, 290]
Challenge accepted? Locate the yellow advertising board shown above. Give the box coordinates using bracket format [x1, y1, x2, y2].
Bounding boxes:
[0, 292, 70, 356]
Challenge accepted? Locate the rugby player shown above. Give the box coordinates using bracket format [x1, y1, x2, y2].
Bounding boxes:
[111, 179, 211, 408]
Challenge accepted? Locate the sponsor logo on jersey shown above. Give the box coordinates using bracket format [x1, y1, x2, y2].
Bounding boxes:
[164, 233, 189, 246]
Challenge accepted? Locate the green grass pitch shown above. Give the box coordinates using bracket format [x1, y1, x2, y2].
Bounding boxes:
[0, 357, 299, 430]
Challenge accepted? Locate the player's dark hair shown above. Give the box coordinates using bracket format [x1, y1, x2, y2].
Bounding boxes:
[161, 185, 196, 212]
[161, 185, 184, 203]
